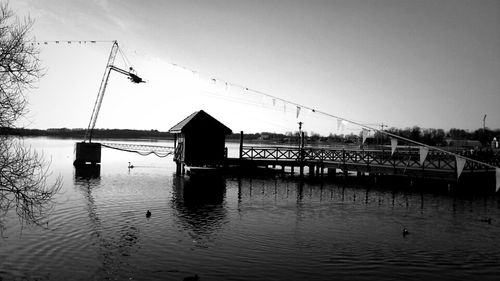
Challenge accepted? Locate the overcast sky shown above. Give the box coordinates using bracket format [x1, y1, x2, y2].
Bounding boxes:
[10, 0, 500, 135]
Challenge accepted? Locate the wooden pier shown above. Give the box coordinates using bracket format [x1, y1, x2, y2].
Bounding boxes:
[225, 145, 498, 183]
[164, 111, 498, 191]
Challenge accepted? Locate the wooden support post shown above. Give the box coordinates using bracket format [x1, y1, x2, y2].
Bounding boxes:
[309, 165, 315, 177]
[342, 148, 347, 177]
[239, 131, 244, 159]
[328, 168, 336, 177]
[176, 161, 181, 175]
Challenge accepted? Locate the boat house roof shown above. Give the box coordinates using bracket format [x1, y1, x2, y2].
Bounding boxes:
[168, 110, 232, 135]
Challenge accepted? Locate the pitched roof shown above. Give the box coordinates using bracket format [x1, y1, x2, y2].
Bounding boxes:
[168, 110, 232, 134]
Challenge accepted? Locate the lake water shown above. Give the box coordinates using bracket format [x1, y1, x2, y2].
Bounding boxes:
[1, 137, 500, 280]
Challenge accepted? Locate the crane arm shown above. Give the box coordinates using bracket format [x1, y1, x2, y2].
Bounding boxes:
[109, 65, 145, 83]
[84, 41, 145, 142]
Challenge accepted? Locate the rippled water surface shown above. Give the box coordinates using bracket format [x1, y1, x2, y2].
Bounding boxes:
[1, 137, 500, 280]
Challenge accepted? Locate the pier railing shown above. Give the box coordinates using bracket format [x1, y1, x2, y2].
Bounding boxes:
[240, 146, 496, 172]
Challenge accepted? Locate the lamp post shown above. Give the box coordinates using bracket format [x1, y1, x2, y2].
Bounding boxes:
[298, 122, 305, 176]
[298, 122, 304, 148]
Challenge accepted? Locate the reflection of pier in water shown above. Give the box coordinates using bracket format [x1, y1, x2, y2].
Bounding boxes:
[233, 177, 499, 213]
[171, 175, 228, 238]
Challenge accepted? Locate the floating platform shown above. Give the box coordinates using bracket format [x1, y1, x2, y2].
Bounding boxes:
[74, 142, 101, 166]
[185, 166, 222, 176]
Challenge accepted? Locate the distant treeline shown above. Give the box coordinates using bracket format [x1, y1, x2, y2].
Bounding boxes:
[232, 127, 500, 147]
[0, 127, 174, 139]
[1, 126, 499, 147]
[380, 127, 500, 147]
[232, 127, 500, 148]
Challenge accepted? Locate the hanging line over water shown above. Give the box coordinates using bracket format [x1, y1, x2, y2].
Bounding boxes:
[101, 143, 174, 158]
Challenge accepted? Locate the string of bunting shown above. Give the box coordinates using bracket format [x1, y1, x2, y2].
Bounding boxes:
[31, 40, 116, 46]
[33, 39, 134, 70]
[166, 60, 500, 192]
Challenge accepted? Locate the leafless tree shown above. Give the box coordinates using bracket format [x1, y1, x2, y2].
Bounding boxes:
[0, 1, 42, 128]
[0, 2, 60, 232]
[0, 137, 61, 231]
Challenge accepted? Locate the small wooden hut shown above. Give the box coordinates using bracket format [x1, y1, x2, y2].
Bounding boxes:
[168, 110, 232, 173]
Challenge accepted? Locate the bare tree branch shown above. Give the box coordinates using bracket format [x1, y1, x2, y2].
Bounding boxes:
[0, 2, 60, 233]
[0, 1, 43, 128]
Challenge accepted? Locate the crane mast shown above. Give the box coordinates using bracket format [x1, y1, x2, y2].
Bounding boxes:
[84, 40, 144, 142]
[74, 40, 144, 166]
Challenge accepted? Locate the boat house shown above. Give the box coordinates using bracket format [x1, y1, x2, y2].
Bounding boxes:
[168, 110, 232, 174]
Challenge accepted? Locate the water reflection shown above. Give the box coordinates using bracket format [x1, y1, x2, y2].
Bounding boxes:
[235, 177, 500, 217]
[74, 176, 140, 279]
[74, 164, 101, 179]
[171, 175, 227, 238]
[5, 137, 500, 281]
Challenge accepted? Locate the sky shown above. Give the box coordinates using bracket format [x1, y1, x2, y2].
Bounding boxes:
[9, 0, 500, 136]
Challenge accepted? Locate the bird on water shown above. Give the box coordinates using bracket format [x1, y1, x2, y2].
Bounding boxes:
[480, 217, 492, 224]
[183, 274, 199, 281]
[146, 210, 151, 218]
[403, 228, 410, 237]
[128, 162, 134, 169]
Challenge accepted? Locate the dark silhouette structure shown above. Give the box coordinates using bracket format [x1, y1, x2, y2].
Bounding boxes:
[169, 110, 232, 174]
